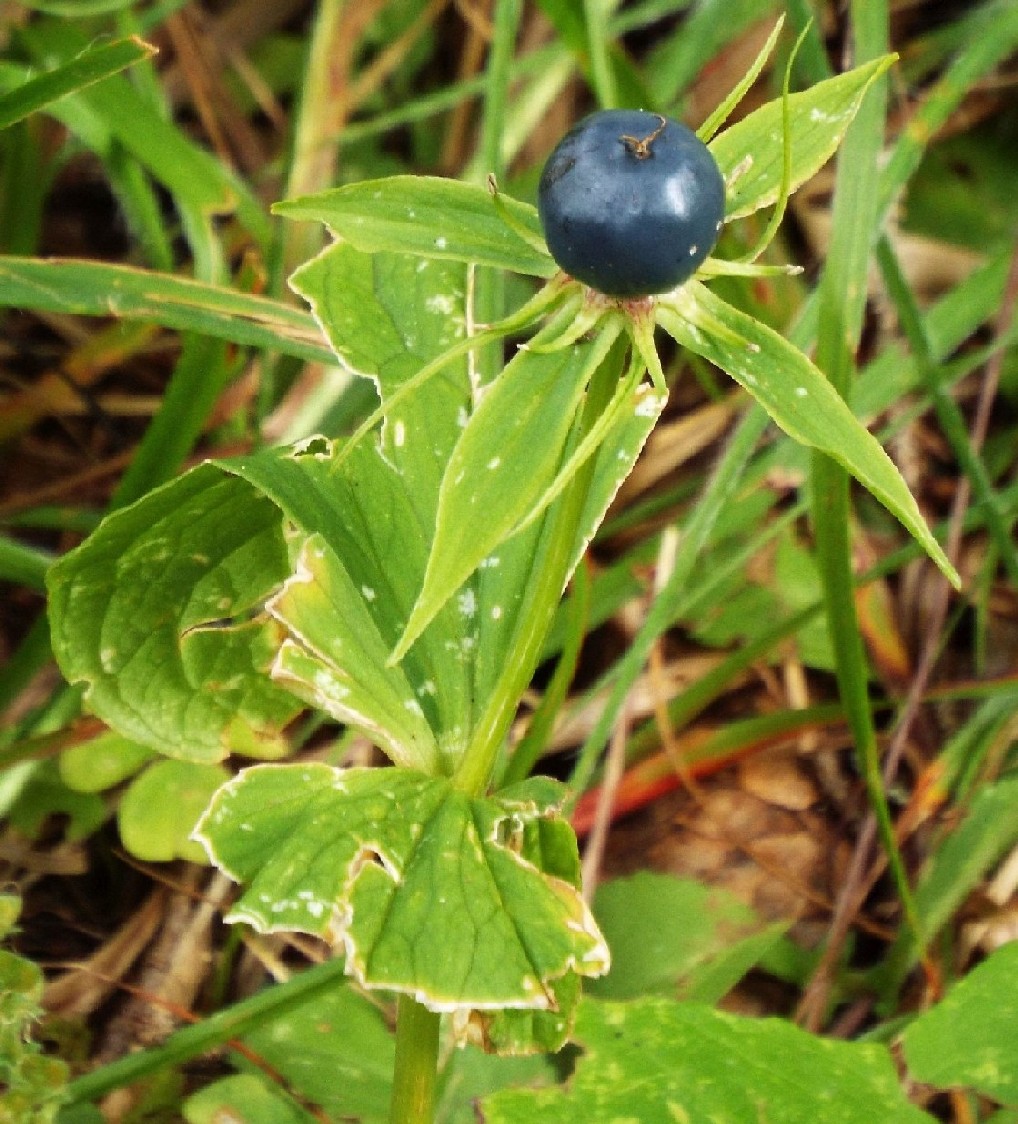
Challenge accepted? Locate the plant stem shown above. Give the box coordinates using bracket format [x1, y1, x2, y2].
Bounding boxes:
[584, 0, 617, 109]
[567, 403, 769, 802]
[389, 994, 442, 1124]
[810, 0, 925, 964]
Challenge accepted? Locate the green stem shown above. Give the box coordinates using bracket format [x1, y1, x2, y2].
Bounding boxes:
[567, 402, 769, 801]
[389, 994, 442, 1124]
[812, 0, 924, 949]
[583, 0, 617, 108]
[875, 235, 1018, 588]
[501, 558, 591, 787]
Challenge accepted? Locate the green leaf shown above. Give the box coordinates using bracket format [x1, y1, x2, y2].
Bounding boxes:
[902, 942, 1018, 1105]
[564, 371, 666, 578]
[0, 36, 154, 132]
[5, 762, 106, 843]
[238, 980, 395, 1122]
[482, 996, 935, 1123]
[657, 282, 958, 586]
[0, 257, 331, 363]
[59, 732, 152, 794]
[587, 872, 782, 1002]
[47, 463, 302, 764]
[285, 244, 477, 769]
[283, 243, 664, 782]
[196, 764, 609, 1015]
[269, 534, 440, 774]
[118, 759, 229, 863]
[46, 247, 485, 776]
[183, 1075, 307, 1124]
[437, 1046, 555, 1124]
[16, 21, 264, 239]
[394, 330, 617, 661]
[288, 242, 473, 516]
[709, 55, 896, 221]
[275, 177, 555, 277]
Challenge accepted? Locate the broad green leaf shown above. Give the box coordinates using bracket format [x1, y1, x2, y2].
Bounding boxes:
[588, 872, 781, 1001]
[463, 346, 664, 749]
[288, 242, 472, 513]
[437, 1047, 556, 1124]
[0, 257, 331, 363]
[0, 37, 154, 131]
[394, 331, 617, 661]
[196, 764, 609, 1015]
[709, 56, 896, 220]
[482, 996, 935, 1123]
[240, 981, 395, 1122]
[902, 942, 1018, 1104]
[285, 244, 477, 767]
[275, 177, 554, 277]
[212, 980, 557, 1122]
[283, 247, 661, 769]
[118, 759, 228, 863]
[47, 464, 302, 764]
[657, 282, 958, 586]
[59, 732, 152, 794]
[466, 367, 665, 712]
[269, 534, 440, 774]
[184, 1075, 307, 1124]
[46, 247, 482, 773]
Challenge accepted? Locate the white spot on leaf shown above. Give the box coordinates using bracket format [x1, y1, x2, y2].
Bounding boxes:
[426, 293, 455, 315]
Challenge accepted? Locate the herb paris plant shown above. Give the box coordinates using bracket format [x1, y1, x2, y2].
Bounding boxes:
[45, 32, 958, 1124]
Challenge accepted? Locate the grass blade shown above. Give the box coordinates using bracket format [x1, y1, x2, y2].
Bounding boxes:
[0, 36, 154, 131]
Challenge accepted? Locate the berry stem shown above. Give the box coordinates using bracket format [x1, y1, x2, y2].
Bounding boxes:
[620, 114, 666, 159]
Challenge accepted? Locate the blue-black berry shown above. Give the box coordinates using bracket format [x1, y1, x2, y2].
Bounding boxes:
[537, 110, 725, 298]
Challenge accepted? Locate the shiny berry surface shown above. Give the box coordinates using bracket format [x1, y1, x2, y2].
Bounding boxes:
[537, 110, 726, 298]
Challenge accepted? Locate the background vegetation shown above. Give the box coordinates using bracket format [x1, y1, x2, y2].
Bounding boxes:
[1, 1, 1017, 1121]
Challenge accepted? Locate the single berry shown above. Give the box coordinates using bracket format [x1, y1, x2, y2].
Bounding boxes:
[537, 109, 726, 298]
